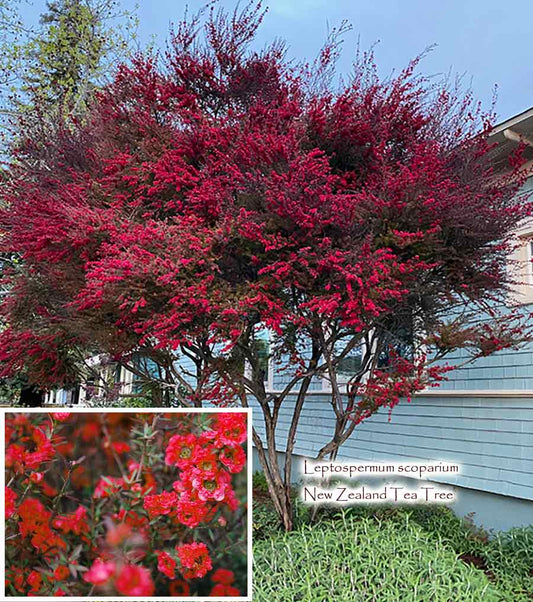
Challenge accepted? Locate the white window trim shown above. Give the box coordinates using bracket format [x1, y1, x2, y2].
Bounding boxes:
[527, 239, 533, 287]
[508, 225, 533, 305]
[120, 365, 135, 395]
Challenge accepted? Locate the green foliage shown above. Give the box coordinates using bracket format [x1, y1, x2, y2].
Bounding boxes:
[252, 502, 280, 541]
[116, 395, 154, 408]
[250, 496, 533, 600]
[0, 374, 25, 403]
[253, 512, 501, 601]
[252, 470, 269, 493]
[478, 527, 533, 600]
[384, 505, 533, 600]
[0, 1, 24, 87]
[400, 505, 489, 555]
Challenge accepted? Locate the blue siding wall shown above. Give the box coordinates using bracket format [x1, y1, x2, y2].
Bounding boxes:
[252, 393, 533, 502]
[438, 341, 533, 391]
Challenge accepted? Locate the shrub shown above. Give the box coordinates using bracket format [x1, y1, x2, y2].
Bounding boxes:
[252, 470, 270, 494]
[337, 504, 533, 601]
[253, 512, 501, 602]
[252, 503, 281, 541]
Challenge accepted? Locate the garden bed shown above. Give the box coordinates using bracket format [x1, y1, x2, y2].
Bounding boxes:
[251, 480, 533, 601]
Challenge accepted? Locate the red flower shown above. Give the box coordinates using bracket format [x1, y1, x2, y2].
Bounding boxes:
[27, 570, 43, 595]
[176, 541, 213, 578]
[53, 505, 89, 536]
[111, 441, 130, 454]
[210, 583, 241, 596]
[112, 508, 149, 530]
[93, 475, 124, 499]
[51, 413, 71, 422]
[5, 443, 26, 471]
[29, 472, 44, 483]
[210, 568, 241, 595]
[24, 427, 55, 470]
[53, 565, 70, 581]
[191, 468, 232, 502]
[143, 490, 178, 518]
[212, 568, 236, 585]
[192, 447, 219, 476]
[82, 558, 116, 586]
[18, 498, 66, 554]
[175, 491, 211, 528]
[224, 487, 240, 511]
[219, 444, 246, 473]
[9, 568, 25, 592]
[5, 486, 17, 519]
[156, 550, 176, 579]
[114, 564, 155, 596]
[169, 579, 191, 596]
[165, 433, 199, 469]
[214, 413, 247, 447]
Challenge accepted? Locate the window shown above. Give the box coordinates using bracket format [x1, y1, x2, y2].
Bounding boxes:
[245, 327, 273, 390]
[509, 230, 533, 304]
[321, 334, 367, 391]
[526, 239, 533, 286]
[508, 176, 533, 304]
[336, 343, 364, 383]
[252, 336, 270, 384]
[377, 325, 415, 370]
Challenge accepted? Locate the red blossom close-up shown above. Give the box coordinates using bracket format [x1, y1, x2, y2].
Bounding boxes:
[5, 411, 248, 597]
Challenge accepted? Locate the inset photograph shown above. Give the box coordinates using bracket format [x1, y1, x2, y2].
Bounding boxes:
[4, 410, 249, 598]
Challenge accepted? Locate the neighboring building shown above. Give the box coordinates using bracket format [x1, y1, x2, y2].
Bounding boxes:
[44, 359, 140, 405]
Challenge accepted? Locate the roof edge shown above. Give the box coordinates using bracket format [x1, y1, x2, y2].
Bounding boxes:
[492, 106, 533, 135]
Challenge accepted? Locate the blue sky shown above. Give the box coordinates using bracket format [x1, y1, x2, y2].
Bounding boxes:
[23, 0, 533, 123]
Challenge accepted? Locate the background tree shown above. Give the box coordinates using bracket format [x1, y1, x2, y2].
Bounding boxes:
[1, 2, 532, 528]
[1, 0, 137, 125]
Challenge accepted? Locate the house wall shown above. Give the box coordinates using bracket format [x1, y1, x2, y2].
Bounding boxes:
[251, 389, 533, 530]
[436, 339, 533, 392]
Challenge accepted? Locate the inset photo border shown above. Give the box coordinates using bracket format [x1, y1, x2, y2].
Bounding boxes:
[1, 408, 252, 601]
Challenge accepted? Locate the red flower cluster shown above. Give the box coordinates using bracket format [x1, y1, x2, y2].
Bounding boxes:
[144, 489, 178, 518]
[53, 505, 89, 536]
[145, 413, 246, 531]
[5, 412, 247, 597]
[155, 551, 176, 580]
[84, 559, 155, 596]
[5, 486, 17, 519]
[210, 568, 241, 596]
[6, 426, 55, 472]
[18, 498, 67, 555]
[176, 542, 213, 579]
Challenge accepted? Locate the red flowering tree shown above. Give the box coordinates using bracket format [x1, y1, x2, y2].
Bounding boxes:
[5, 411, 248, 597]
[1, 3, 532, 529]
